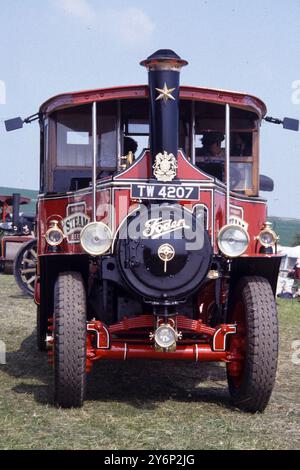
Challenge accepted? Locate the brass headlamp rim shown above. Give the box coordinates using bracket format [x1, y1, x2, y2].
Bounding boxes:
[217, 223, 250, 257]
[45, 220, 64, 246]
[80, 221, 113, 256]
[258, 228, 279, 247]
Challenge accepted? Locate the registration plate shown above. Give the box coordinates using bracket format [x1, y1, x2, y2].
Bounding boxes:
[131, 183, 199, 201]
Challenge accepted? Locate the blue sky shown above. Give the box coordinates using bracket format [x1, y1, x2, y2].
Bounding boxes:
[0, 0, 299, 217]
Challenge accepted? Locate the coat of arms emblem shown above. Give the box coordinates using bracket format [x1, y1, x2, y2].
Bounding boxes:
[153, 151, 178, 182]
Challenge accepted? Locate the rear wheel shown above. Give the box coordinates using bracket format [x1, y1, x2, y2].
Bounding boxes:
[226, 276, 278, 412]
[54, 271, 87, 408]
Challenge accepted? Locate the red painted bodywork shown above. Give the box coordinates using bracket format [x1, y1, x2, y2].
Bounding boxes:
[37, 149, 268, 257]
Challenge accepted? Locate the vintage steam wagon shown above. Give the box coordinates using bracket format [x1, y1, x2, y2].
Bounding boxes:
[6, 49, 299, 410]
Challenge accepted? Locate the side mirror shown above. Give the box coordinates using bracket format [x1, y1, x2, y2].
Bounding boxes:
[4, 117, 23, 132]
[283, 117, 299, 131]
[264, 115, 299, 131]
[259, 174, 274, 192]
[4, 113, 39, 131]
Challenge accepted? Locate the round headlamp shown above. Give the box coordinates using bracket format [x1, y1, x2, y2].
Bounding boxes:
[258, 228, 278, 247]
[154, 324, 177, 349]
[80, 222, 112, 256]
[217, 224, 249, 257]
[45, 221, 64, 246]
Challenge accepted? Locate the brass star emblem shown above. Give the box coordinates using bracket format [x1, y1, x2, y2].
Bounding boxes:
[155, 82, 176, 103]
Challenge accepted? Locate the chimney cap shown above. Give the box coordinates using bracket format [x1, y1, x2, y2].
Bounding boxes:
[140, 49, 188, 69]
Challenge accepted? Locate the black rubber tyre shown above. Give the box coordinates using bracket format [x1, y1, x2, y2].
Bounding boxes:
[227, 276, 278, 413]
[37, 305, 48, 352]
[13, 238, 37, 297]
[54, 271, 87, 408]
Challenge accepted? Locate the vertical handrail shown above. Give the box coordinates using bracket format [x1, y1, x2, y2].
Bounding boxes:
[117, 100, 121, 170]
[191, 101, 195, 165]
[225, 104, 230, 224]
[92, 101, 97, 222]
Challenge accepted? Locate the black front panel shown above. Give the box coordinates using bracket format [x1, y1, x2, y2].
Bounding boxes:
[117, 204, 212, 302]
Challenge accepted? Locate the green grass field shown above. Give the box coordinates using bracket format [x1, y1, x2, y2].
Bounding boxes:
[0, 275, 299, 450]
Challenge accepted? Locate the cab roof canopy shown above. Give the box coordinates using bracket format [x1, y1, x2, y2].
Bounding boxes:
[40, 85, 267, 119]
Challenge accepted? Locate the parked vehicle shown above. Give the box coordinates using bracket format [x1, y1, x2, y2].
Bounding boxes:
[5, 49, 299, 410]
[277, 245, 300, 297]
[0, 193, 35, 277]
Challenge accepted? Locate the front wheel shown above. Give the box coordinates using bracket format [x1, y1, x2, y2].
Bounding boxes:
[54, 271, 87, 408]
[226, 276, 278, 412]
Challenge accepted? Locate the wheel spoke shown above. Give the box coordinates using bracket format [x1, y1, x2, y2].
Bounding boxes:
[20, 268, 36, 274]
[30, 248, 37, 258]
[25, 275, 35, 286]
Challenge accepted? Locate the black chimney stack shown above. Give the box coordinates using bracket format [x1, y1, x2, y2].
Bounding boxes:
[140, 49, 188, 178]
[12, 193, 20, 230]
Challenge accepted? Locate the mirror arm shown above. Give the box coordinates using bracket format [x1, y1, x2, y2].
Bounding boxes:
[23, 113, 40, 124]
[263, 116, 283, 125]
